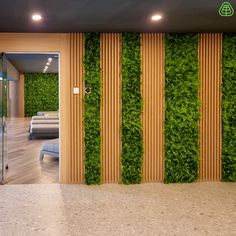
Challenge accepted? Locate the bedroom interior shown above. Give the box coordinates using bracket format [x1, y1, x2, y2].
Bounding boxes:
[3, 53, 59, 184]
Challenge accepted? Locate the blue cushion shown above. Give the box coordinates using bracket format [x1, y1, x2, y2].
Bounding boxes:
[40, 139, 59, 159]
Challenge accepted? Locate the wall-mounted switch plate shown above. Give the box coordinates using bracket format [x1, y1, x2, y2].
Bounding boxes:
[85, 87, 91, 94]
[73, 87, 80, 94]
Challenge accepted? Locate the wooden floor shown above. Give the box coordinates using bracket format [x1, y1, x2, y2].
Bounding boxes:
[6, 118, 59, 184]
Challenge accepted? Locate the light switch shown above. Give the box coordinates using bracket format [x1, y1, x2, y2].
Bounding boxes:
[73, 87, 80, 94]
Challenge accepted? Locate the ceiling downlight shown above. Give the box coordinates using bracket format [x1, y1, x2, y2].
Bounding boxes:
[32, 14, 42, 21]
[151, 14, 162, 21]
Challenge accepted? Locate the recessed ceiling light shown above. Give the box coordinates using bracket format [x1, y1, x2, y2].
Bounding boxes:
[48, 58, 52, 62]
[32, 14, 42, 21]
[151, 14, 162, 21]
[46, 62, 50, 66]
[45, 66, 48, 69]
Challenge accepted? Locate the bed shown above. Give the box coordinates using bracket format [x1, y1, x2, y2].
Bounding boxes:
[29, 123, 59, 139]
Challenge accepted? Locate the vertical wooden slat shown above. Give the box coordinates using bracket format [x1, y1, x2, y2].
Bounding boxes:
[77, 33, 84, 183]
[141, 33, 165, 182]
[199, 33, 222, 181]
[101, 33, 121, 183]
[69, 33, 84, 183]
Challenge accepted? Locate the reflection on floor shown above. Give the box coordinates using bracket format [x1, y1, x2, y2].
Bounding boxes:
[0, 183, 235, 235]
[7, 118, 59, 184]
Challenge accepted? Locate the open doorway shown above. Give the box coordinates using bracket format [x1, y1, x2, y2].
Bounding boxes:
[0, 33, 78, 184]
[5, 53, 60, 184]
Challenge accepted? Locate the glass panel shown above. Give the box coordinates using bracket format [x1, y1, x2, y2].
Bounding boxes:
[0, 53, 8, 184]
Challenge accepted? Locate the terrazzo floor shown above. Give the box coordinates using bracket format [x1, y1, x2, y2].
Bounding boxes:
[0, 182, 235, 236]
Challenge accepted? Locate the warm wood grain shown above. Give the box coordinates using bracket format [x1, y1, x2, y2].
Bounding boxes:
[6, 118, 59, 184]
[141, 33, 165, 182]
[199, 33, 222, 181]
[101, 33, 121, 183]
[69, 33, 84, 183]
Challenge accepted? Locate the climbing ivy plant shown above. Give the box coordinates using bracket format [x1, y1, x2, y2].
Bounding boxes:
[222, 33, 236, 182]
[24, 73, 59, 117]
[164, 33, 199, 183]
[84, 32, 101, 184]
[122, 33, 143, 184]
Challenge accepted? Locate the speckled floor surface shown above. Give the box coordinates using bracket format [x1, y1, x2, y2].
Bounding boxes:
[0, 182, 235, 236]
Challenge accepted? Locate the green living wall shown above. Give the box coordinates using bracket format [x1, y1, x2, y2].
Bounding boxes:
[24, 73, 59, 117]
[164, 34, 199, 183]
[222, 33, 236, 182]
[84, 32, 101, 184]
[122, 33, 143, 184]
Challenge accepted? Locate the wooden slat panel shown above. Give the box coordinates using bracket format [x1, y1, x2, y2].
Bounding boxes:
[141, 33, 165, 182]
[101, 33, 121, 183]
[69, 33, 84, 183]
[199, 33, 222, 181]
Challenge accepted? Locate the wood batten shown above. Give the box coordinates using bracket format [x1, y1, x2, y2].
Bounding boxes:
[199, 33, 222, 181]
[69, 33, 84, 183]
[141, 33, 165, 182]
[101, 33, 121, 183]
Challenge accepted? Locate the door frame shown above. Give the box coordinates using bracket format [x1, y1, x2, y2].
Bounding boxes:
[0, 53, 8, 184]
[0, 33, 72, 183]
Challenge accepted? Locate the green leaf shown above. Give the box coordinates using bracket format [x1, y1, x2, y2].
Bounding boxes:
[164, 33, 199, 183]
[121, 33, 143, 184]
[24, 73, 59, 117]
[84, 32, 101, 185]
[222, 33, 236, 182]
